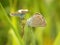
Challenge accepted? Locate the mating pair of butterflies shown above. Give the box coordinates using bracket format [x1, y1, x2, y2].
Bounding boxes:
[10, 9, 46, 27]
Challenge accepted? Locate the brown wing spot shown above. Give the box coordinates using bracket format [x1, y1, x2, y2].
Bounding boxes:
[36, 15, 41, 19]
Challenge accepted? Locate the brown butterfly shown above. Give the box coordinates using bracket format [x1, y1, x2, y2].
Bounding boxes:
[27, 12, 46, 27]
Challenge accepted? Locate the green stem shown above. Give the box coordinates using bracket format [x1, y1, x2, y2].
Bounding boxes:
[20, 17, 25, 37]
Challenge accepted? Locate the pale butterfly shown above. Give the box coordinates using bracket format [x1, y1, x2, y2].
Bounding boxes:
[27, 12, 46, 27]
[10, 9, 28, 19]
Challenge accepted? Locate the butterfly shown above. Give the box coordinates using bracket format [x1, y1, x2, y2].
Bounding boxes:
[10, 9, 28, 19]
[27, 12, 46, 27]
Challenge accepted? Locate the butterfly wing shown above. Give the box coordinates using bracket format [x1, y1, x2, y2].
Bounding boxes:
[27, 13, 46, 27]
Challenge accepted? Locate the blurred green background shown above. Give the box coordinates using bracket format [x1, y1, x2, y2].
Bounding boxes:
[0, 0, 60, 45]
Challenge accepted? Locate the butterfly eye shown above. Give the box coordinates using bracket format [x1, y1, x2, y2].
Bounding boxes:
[10, 13, 14, 16]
